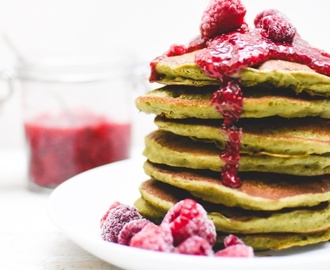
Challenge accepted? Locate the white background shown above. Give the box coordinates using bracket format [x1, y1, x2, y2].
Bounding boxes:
[0, 0, 329, 150]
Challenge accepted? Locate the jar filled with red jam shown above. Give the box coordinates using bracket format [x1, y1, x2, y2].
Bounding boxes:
[17, 54, 135, 191]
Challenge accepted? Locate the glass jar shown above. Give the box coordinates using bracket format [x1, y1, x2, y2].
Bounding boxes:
[16, 54, 135, 191]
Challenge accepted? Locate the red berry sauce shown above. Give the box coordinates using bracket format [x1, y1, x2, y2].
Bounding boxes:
[149, 1, 330, 189]
[195, 27, 330, 80]
[195, 24, 330, 188]
[211, 81, 243, 187]
[25, 110, 131, 188]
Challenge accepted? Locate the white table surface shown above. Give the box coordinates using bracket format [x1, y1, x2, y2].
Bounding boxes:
[0, 150, 122, 270]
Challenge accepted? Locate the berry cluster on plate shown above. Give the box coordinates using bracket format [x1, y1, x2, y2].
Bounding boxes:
[100, 199, 253, 257]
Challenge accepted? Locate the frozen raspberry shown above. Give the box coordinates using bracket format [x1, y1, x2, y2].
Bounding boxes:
[254, 9, 296, 43]
[101, 204, 142, 243]
[100, 201, 122, 228]
[215, 244, 254, 257]
[223, 234, 244, 247]
[215, 234, 254, 257]
[200, 0, 246, 39]
[254, 9, 287, 28]
[175, 235, 214, 256]
[261, 15, 296, 43]
[162, 199, 216, 246]
[117, 218, 151, 246]
[130, 223, 174, 252]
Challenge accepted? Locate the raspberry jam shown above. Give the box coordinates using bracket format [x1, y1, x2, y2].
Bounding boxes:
[195, 27, 330, 79]
[211, 81, 243, 187]
[25, 111, 131, 188]
[194, 26, 330, 188]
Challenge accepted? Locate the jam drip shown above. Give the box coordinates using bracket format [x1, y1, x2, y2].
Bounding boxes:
[211, 81, 243, 188]
[195, 24, 330, 188]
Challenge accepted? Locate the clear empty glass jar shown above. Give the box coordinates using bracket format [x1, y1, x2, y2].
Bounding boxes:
[16, 54, 135, 191]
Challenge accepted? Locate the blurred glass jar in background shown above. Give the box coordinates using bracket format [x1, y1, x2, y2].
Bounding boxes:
[0, 67, 14, 110]
[16, 54, 135, 191]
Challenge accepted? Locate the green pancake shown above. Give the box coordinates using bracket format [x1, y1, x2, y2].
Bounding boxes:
[137, 179, 330, 234]
[134, 179, 330, 251]
[136, 86, 330, 119]
[137, 31, 330, 253]
[154, 116, 330, 155]
[144, 130, 330, 176]
[143, 161, 330, 210]
[154, 51, 330, 97]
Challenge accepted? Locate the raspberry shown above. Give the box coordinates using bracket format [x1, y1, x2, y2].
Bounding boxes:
[254, 9, 296, 43]
[223, 234, 244, 247]
[117, 218, 151, 245]
[101, 204, 142, 243]
[215, 234, 254, 257]
[100, 201, 122, 228]
[215, 244, 254, 257]
[175, 235, 214, 256]
[161, 199, 216, 246]
[261, 15, 296, 43]
[200, 0, 246, 39]
[254, 9, 286, 28]
[130, 223, 174, 252]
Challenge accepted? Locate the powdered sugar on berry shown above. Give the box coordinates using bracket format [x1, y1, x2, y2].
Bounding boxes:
[117, 218, 151, 245]
[175, 235, 214, 256]
[100, 204, 142, 243]
[130, 223, 174, 252]
[161, 198, 216, 246]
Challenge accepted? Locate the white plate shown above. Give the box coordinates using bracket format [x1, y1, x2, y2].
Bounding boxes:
[48, 158, 330, 270]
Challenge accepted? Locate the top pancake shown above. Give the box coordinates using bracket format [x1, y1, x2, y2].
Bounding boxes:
[154, 51, 330, 97]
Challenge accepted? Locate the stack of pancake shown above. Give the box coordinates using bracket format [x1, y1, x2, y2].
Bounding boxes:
[134, 50, 330, 251]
